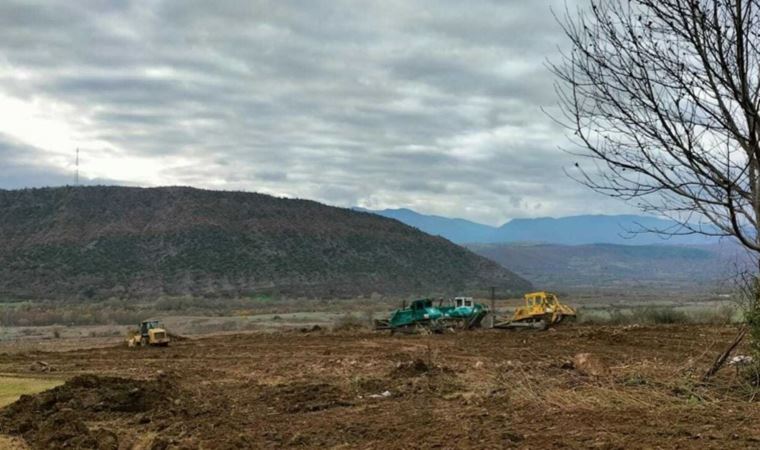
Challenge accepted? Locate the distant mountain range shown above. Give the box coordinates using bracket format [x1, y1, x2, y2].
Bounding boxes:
[352, 207, 496, 244]
[0, 186, 531, 300]
[356, 208, 720, 246]
[467, 242, 747, 293]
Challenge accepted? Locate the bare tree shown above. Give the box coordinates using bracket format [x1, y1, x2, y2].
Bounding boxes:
[553, 0, 760, 247]
[551, 0, 760, 376]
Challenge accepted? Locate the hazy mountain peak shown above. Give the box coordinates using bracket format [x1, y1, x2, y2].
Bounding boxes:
[359, 208, 719, 246]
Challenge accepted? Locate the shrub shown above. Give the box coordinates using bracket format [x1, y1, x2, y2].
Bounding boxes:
[332, 313, 369, 331]
[636, 306, 688, 324]
[219, 320, 239, 332]
[687, 305, 738, 325]
[577, 305, 738, 326]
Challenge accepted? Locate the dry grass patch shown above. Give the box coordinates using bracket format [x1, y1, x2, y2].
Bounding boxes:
[0, 377, 64, 408]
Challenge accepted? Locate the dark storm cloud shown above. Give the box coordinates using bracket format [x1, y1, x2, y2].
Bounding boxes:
[0, 0, 628, 224]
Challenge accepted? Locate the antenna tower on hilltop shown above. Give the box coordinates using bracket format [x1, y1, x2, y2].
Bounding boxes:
[75, 148, 79, 185]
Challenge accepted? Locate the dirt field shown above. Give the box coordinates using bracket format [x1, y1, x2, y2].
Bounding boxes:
[0, 324, 758, 449]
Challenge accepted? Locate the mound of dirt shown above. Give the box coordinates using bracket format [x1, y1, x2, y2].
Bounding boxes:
[258, 382, 353, 414]
[386, 357, 463, 398]
[28, 361, 55, 373]
[390, 357, 455, 378]
[392, 358, 432, 377]
[0, 374, 184, 450]
[571, 353, 610, 378]
[167, 332, 190, 341]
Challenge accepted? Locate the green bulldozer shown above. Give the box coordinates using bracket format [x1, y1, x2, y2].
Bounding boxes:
[375, 297, 489, 333]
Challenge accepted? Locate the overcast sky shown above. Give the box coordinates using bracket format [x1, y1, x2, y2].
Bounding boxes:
[0, 0, 632, 225]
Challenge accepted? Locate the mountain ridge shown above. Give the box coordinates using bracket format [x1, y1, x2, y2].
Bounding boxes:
[352, 207, 496, 244]
[359, 208, 719, 246]
[467, 242, 746, 292]
[0, 186, 531, 300]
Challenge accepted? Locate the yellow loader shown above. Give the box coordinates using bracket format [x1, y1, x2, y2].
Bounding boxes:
[495, 291, 576, 330]
[127, 320, 170, 347]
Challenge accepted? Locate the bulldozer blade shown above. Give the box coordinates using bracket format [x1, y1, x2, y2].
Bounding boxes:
[374, 319, 392, 330]
[465, 310, 489, 330]
[493, 320, 548, 330]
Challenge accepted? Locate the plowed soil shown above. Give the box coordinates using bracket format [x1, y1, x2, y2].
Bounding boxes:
[0, 325, 758, 449]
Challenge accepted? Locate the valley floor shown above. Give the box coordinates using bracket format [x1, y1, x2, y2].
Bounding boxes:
[0, 324, 757, 449]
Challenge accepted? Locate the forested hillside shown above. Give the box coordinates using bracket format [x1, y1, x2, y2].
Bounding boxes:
[0, 186, 531, 300]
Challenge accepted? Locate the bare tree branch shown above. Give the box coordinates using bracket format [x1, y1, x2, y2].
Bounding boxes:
[551, 0, 760, 253]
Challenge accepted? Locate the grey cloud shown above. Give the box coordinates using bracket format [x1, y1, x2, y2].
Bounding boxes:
[0, 134, 129, 189]
[0, 0, 632, 225]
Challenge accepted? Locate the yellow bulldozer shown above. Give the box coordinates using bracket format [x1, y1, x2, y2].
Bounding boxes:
[127, 320, 170, 347]
[495, 291, 576, 330]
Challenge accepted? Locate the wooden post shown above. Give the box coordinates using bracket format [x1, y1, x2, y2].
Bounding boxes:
[489, 287, 496, 328]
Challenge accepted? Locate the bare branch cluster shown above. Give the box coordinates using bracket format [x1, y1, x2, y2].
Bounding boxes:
[552, 0, 760, 254]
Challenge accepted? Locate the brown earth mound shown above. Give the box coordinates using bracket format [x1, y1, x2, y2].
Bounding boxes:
[258, 382, 353, 413]
[387, 356, 463, 397]
[0, 374, 185, 450]
[393, 357, 456, 377]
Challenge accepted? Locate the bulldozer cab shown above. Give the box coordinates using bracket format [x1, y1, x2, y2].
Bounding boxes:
[524, 292, 559, 309]
[140, 320, 162, 337]
[454, 297, 474, 308]
[411, 299, 432, 310]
